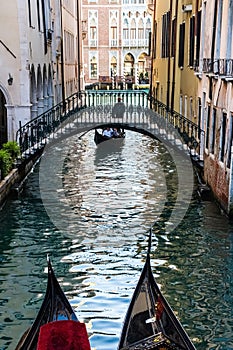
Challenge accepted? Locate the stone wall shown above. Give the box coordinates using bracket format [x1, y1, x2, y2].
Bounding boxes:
[0, 150, 43, 208]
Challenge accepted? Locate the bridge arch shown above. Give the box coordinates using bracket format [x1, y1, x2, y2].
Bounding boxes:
[38, 103, 194, 237]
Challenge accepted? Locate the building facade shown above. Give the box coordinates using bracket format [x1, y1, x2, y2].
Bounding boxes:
[82, 0, 151, 89]
[150, 0, 233, 215]
[0, 0, 84, 148]
[195, 0, 233, 214]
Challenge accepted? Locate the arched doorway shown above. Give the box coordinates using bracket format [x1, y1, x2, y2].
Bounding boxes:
[0, 90, 7, 147]
[110, 56, 117, 76]
[138, 52, 150, 83]
[124, 53, 135, 87]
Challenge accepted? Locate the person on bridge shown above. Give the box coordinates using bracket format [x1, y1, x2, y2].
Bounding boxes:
[112, 98, 125, 118]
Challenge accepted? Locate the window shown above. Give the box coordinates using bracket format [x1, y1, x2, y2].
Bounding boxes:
[205, 105, 210, 150]
[123, 18, 129, 45]
[36, 0, 41, 31]
[130, 19, 136, 45]
[89, 11, 98, 47]
[64, 31, 74, 63]
[219, 112, 227, 162]
[28, 0, 32, 27]
[161, 12, 170, 58]
[90, 25, 97, 46]
[195, 10, 202, 67]
[110, 18, 117, 47]
[90, 56, 97, 79]
[189, 16, 195, 67]
[138, 19, 144, 39]
[152, 22, 157, 58]
[145, 18, 151, 41]
[210, 108, 216, 154]
[178, 22, 185, 68]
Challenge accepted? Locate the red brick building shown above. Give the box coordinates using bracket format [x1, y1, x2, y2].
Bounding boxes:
[82, 0, 151, 89]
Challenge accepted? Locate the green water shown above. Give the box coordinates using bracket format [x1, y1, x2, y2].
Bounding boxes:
[0, 131, 232, 350]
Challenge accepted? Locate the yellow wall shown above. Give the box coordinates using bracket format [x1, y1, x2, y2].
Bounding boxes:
[151, 0, 198, 121]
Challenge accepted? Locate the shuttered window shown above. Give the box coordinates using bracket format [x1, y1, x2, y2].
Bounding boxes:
[161, 12, 170, 58]
[195, 10, 202, 67]
[178, 22, 185, 68]
[189, 16, 195, 67]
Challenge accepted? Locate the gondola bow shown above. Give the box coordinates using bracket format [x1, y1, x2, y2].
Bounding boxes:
[118, 230, 196, 350]
[15, 259, 90, 350]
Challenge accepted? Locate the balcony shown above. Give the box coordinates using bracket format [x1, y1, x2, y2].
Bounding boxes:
[123, 38, 148, 48]
[110, 39, 118, 47]
[195, 58, 233, 77]
[89, 39, 97, 47]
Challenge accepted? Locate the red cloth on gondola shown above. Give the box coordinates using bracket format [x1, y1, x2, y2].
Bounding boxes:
[36, 320, 91, 350]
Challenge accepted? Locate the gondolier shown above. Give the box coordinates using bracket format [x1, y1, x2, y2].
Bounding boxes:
[112, 98, 125, 118]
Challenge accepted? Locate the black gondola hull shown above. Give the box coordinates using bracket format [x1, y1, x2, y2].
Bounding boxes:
[94, 129, 125, 145]
[118, 230, 196, 350]
[15, 259, 90, 350]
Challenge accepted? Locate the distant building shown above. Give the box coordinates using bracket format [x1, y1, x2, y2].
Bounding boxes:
[149, 0, 233, 215]
[82, 0, 151, 89]
[0, 0, 84, 147]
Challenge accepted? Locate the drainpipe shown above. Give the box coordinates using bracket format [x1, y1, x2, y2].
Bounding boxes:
[171, 0, 178, 113]
[166, 0, 173, 111]
[60, 0, 66, 109]
[149, 0, 156, 102]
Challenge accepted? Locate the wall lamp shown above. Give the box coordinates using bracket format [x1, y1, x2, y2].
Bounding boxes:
[8, 74, 13, 85]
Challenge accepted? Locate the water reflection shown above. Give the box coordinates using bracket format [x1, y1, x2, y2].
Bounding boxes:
[0, 131, 232, 350]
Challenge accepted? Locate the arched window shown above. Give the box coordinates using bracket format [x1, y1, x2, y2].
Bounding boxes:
[145, 18, 151, 39]
[138, 18, 144, 45]
[89, 11, 98, 47]
[110, 56, 117, 76]
[130, 19, 136, 45]
[110, 18, 117, 47]
[123, 19, 129, 45]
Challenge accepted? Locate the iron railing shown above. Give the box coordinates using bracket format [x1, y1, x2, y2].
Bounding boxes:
[16, 89, 204, 160]
[148, 95, 204, 154]
[16, 90, 87, 154]
[194, 58, 233, 76]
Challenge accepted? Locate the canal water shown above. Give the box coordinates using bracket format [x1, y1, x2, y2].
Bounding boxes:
[0, 131, 232, 350]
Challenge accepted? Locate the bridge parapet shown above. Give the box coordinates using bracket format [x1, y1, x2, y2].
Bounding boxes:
[16, 90, 204, 164]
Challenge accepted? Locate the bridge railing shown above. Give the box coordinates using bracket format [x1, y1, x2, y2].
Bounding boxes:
[16, 90, 87, 155]
[16, 89, 204, 161]
[148, 95, 204, 160]
[85, 90, 149, 108]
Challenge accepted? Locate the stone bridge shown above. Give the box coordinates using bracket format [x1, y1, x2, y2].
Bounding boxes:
[16, 90, 204, 163]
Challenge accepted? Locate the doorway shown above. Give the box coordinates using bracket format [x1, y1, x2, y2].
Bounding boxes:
[0, 90, 7, 147]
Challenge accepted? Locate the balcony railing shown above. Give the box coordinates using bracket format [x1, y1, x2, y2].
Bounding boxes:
[110, 39, 118, 47]
[195, 58, 233, 76]
[89, 39, 97, 47]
